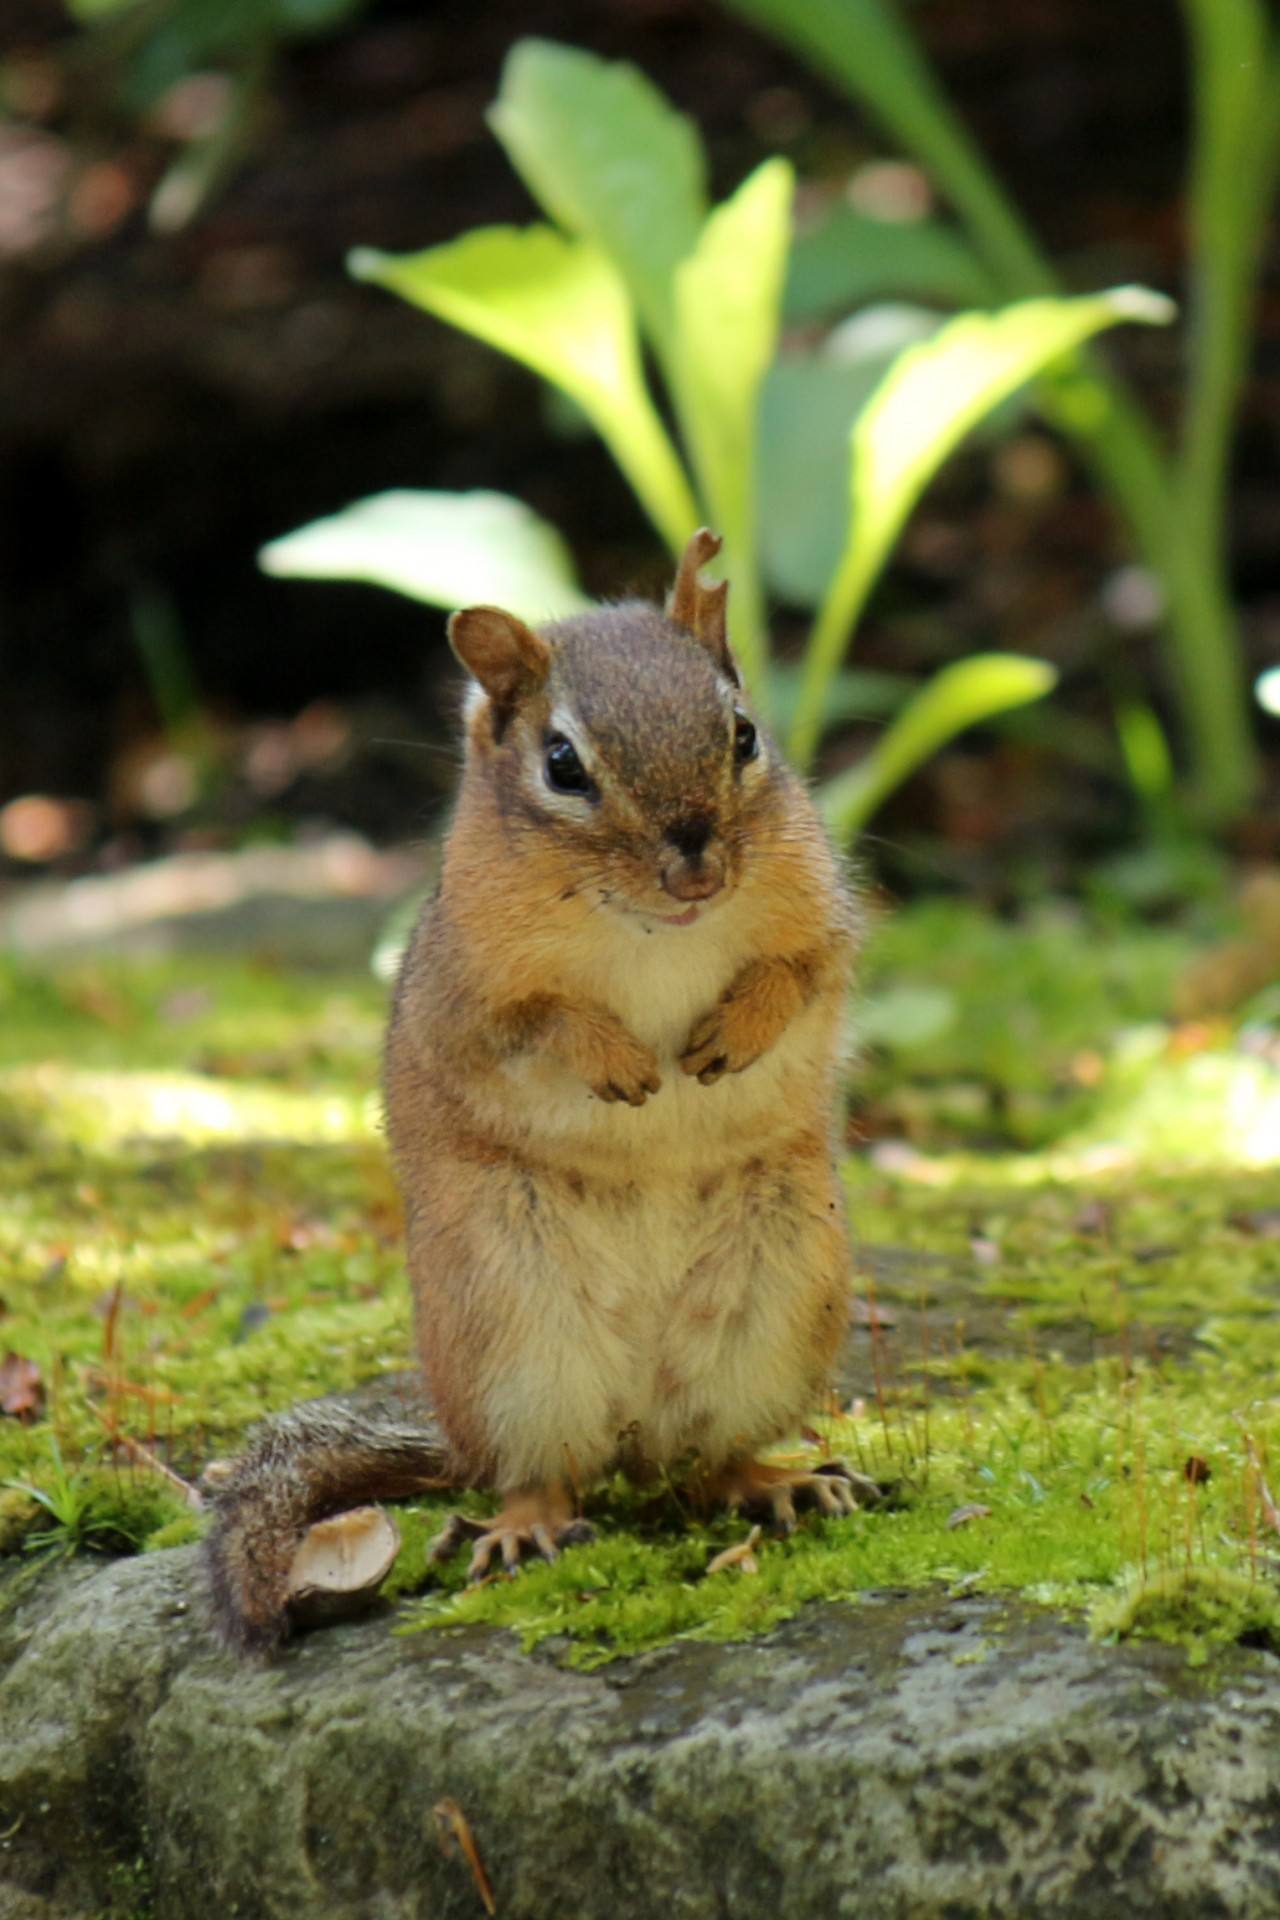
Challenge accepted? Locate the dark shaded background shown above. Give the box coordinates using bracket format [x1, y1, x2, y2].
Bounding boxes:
[1, 0, 1277, 882]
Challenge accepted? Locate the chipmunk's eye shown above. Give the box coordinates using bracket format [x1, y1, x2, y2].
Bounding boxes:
[733, 712, 759, 766]
[544, 734, 594, 796]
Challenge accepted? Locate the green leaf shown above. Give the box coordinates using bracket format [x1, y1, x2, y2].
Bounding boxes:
[721, 0, 1053, 297]
[819, 654, 1058, 845]
[350, 227, 698, 555]
[489, 39, 707, 367]
[64, 0, 141, 17]
[258, 490, 590, 623]
[1114, 700, 1175, 808]
[790, 286, 1174, 766]
[1175, 0, 1280, 649]
[759, 307, 941, 606]
[785, 204, 995, 322]
[672, 158, 793, 685]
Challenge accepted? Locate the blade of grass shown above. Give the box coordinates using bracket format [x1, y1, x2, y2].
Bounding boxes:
[819, 653, 1057, 845]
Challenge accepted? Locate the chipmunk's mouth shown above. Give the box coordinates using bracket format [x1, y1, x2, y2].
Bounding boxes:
[619, 899, 707, 929]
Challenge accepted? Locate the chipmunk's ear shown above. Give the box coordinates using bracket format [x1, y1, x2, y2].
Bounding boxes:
[448, 606, 550, 736]
[667, 528, 737, 686]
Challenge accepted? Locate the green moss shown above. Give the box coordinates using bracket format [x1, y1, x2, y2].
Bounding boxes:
[99, 1849, 154, 1920]
[2, 1445, 195, 1557]
[390, 1346, 1272, 1668]
[142, 1511, 206, 1553]
[0, 1487, 38, 1553]
[0, 952, 408, 1538]
[2, 905, 1279, 1671]
[1092, 1566, 1280, 1665]
[856, 897, 1201, 1148]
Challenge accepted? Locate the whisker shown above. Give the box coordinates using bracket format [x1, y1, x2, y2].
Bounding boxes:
[369, 737, 462, 765]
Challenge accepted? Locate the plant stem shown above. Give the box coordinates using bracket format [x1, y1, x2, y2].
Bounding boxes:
[863, 28, 1263, 823]
[1162, 1, 1280, 819]
[599, 399, 702, 560]
[723, 0, 1263, 824]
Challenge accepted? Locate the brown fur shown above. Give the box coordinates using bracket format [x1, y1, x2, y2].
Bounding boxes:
[204, 529, 860, 1652]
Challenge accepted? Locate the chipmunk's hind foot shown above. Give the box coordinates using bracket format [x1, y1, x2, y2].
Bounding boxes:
[429, 1499, 595, 1583]
[719, 1459, 883, 1536]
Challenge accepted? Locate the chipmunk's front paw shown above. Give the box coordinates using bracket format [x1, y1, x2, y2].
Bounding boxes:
[587, 1030, 662, 1106]
[680, 1001, 764, 1084]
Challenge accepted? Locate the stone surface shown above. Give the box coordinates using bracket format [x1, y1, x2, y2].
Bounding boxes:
[5, 1550, 1280, 1919]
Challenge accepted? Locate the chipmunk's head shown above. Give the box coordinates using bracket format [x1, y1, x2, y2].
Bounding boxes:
[449, 530, 785, 927]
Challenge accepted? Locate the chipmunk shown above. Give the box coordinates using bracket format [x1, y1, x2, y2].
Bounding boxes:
[206, 529, 864, 1652]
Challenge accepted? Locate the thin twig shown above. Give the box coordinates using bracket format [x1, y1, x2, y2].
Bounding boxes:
[433, 1798, 497, 1917]
[86, 1405, 203, 1511]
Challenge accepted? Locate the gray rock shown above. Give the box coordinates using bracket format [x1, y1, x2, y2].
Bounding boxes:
[4, 1548, 1280, 1919]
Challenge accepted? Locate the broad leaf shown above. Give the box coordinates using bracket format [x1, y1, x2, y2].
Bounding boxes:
[789, 286, 1174, 766]
[1177, 0, 1280, 527]
[786, 204, 995, 322]
[759, 307, 941, 606]
[490, 39, 707, 367]
[672, 158, 793, 683]
[820, 655, 1058, 845]
[259, 490, 590, 623]
[350, 228, 698, 554]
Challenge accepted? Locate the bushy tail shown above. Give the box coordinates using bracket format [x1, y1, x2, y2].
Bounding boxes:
[203, 1374, 453, 1654]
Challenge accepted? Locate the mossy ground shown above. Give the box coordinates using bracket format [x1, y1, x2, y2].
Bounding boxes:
[3, 895, 1280, 1669]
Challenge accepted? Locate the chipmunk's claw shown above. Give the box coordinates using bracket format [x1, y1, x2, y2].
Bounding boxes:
[679, 1011, 760, 1083]
[427, 1510, 596, 1583]
[596, 1071, 661, 1106]
[721, 1460, 881, 1535]
[590, 1047, 662, 1106]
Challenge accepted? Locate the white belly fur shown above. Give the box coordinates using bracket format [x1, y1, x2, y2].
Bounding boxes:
[445, 900, 850, 1487]
[474, 888, 843, 1172]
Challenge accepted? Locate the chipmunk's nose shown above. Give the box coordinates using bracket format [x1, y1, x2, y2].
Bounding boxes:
[667, 814, 714, 859]
[661, 815, 726, 902]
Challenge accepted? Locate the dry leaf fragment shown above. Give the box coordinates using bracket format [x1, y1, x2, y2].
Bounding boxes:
[1231, 1210, 1280, 1240]
[1073, 1199, 1111, 1235]
[286, 1506, 401, 1628]
[433, 1797, 497, 1916]
[86, 1406, 204, 1509]
[947, 1503, 992, 1530]
[0, 1352, 44, 1422]
[707, 1525, 762, 1576]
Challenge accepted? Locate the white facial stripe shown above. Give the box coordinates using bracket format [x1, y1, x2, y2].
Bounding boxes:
[518, 704, 598, 817]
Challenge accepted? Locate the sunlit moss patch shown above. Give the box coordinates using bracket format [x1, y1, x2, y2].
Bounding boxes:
[2, 903, 1280, 1670]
